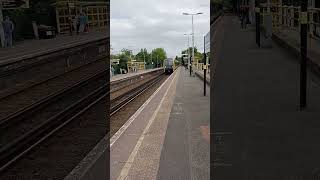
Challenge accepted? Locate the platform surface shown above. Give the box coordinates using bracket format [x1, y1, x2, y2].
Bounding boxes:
[0, 30, 108, 63]
[211, 16, 320, 179]
[273, 27, 320, 66]
[110, 68, 163, 82]
[110, 67, 210, 180]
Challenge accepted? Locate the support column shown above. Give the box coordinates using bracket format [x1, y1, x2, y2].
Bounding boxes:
[279, 0, 283, 27]
[256, 0, 261, 47]
[309, 0, 315, 36]
[290, 5, 294, 28]
[250, 0, 255, 25]
[300, 0, 308, 109]
[0, 3, 5, 47]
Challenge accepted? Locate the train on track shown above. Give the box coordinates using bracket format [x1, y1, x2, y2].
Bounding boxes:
[163, 58, 175, 75]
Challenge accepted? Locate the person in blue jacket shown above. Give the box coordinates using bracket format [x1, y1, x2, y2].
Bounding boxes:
[2, 16, 14, 47]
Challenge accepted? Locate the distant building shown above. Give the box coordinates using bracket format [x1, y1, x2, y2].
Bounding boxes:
[127, 60, 145, 72]
[53, 0, 109, 34]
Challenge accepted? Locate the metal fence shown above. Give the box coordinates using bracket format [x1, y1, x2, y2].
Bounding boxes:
[260, 4, 320, 39]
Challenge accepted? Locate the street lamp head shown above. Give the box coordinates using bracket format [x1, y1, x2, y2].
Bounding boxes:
[197, 12, 203, 15]
[182, 13, 189, 15]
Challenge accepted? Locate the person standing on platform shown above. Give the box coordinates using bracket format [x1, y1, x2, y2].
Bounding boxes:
[84, 13, 89, 33]
[78, 13, 88, 33]
[241, 8, 248, 29]
[72, 15, 79, 34]
[2, 16, 14, 47]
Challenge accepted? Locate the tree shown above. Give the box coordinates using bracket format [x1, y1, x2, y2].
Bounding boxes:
[121, 48, 132, 57]
[151, 48, 167, 67]
[135, 48, 148, 62]
[181, 47, 204, 63]
[181, 47, 200, 55]
[118, 49, 132, 70]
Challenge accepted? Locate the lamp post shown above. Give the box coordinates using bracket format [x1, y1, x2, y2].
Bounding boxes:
[151, 51, 153, 68]
[183, 12, 203, 76]
[255, 0, 261, 47]
[0, 1, 5, 47]
[142, 48, 146, 69]
[184, 33, 192, 70]
[300, 0, 308, 109]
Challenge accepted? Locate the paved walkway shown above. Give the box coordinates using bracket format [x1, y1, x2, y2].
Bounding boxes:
[0, 30, 108, 62]
[110, 67, 210, 179]
[212, 16, 320, 179]
[195, 70, 210, 84]
[157, 68, 210, 180]
[273, 27, 320, 66]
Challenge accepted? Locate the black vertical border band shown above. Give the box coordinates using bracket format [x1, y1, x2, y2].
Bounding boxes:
[210, 1, 214, 179]
[106, 0, 111, 179]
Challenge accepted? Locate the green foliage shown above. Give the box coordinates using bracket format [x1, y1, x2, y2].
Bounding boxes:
[174, 56, 181, 66]
[118, 48, 132, 70]
[181, 47, 203, 61]
[181, 47, 200, 55]
[120, 48, 132, 57]
[151, 48, 167, 67]
[113, 65, 121, 74]
[222, 0, 233, 10]
[111, 47, 168, 70]
[135, 48, 147, 62]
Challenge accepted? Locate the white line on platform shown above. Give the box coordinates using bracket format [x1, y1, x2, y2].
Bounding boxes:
[212, 132, 233, 135]
[117, 68, 180, 180]
[110, 69, 175, 147]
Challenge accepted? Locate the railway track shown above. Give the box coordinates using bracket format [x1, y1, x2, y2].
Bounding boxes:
[0, 68, 164, 177]
[0, 69, 108, 173]
[0, 55, 107, 100]
[110, 73, 165, 116]
[0, 58, 107, 120]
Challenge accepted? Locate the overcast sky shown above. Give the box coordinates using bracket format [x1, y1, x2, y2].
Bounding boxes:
[110, 0, 210, 58]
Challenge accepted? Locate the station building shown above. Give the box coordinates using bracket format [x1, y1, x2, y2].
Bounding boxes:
[127, 60, 146, 72]
[238, 0, 320, 37]
[53, 0, 109, 34]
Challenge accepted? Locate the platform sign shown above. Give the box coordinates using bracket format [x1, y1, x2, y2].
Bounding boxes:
[204, 31, 210, 53]
[1, 0, 29, 9]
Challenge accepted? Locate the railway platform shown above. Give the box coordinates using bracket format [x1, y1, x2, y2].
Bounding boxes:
[272, 27, 320, 69]
[109, 67, 210, 180]
[111, 68, 163, 82]
[195, 70, 210, 85]
[0, 30, 108, 63]
[212, 16, 320, 179]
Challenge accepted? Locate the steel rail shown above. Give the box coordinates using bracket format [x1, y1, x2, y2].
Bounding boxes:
[0, 68, 108, 129]
[0, 84, 108, 173]
[110, 73, 165, 116]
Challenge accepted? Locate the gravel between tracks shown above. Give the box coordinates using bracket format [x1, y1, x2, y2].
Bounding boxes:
[0, 96, 108, 180]
[0, 73, 107, 149]
[110, 75, 168, 136]
[0, 59, 106, 120]
[0, 74, 167, 179]
[110, 72, 163, 101]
